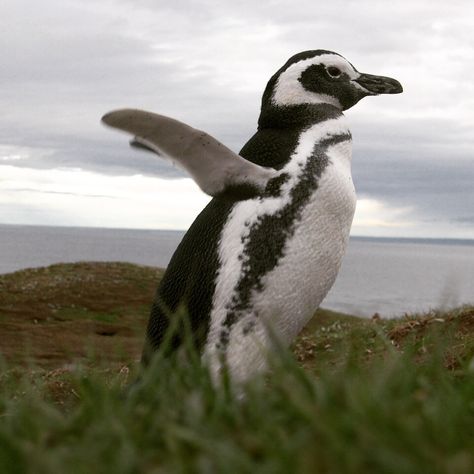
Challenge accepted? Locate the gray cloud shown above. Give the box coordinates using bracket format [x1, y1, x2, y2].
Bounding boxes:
[6, 188, 117, 199]
[1, 0, 474, 236]
[452, 216, 474, 224]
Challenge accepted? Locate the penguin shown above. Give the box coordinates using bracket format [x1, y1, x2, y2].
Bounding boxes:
[102, 50, 402, 384]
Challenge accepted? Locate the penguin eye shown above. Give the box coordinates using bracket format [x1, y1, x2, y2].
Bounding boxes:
[326, 66, 342, 78]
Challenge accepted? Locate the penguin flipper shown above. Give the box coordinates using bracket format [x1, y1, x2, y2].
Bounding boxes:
[101, 108, 277, 198]
[129, 137, 164, 156]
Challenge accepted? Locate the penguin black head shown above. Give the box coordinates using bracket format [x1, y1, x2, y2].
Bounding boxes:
[260, 50, 402, 126]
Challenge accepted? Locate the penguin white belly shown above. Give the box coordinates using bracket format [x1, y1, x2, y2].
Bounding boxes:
[252, 140, 356, 343]
[205, 123, 355, 382]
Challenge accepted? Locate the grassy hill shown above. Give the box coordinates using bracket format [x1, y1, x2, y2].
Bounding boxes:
[0, 262, 473, 473]
[0, 262, 162, 367]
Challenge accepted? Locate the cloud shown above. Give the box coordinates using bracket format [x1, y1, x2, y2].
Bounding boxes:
[0, 165, 210, 229]
[452, 216, 474, 224]
[1, 0, 473, 237]
[4, 188, 117, 199]
[352, 198, 415, 232]
[2, 163, 471, 238]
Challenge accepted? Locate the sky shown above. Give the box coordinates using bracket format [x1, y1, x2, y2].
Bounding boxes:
[1, 0, 473, 238]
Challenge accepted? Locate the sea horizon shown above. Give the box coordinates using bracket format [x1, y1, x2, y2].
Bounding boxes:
[1, 222, 473, 247]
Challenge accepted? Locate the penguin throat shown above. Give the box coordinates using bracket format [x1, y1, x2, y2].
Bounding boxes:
[258, 103, 343, 130]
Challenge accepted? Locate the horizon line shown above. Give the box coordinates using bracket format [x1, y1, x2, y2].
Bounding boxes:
[1, 222, 473, 244]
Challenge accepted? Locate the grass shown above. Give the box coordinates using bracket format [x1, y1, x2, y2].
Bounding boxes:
[0, 263, 473, 473]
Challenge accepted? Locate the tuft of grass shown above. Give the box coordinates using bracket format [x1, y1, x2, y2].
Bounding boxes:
[1, 316, 473, 474]
[295, 306, 474, 374]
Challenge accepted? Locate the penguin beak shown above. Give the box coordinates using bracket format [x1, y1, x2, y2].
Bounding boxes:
[354, 73, 403, 95]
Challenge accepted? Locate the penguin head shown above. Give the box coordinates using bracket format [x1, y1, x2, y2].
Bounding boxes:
[263, 50, 403, 113]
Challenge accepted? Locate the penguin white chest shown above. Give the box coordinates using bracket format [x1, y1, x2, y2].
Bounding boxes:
[205, 119, 355, 381]
[254, 139, 356, 342]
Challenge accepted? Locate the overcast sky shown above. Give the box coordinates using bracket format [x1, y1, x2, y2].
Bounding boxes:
[1, 0, 473, 238]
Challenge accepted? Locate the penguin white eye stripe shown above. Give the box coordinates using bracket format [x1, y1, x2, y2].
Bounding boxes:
[271, 54, 358, 107]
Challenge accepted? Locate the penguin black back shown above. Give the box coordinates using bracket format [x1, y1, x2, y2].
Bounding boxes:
[142, 197, 233, 362]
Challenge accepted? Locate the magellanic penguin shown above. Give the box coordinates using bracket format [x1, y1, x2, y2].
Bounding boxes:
[102, 50, 402, 384]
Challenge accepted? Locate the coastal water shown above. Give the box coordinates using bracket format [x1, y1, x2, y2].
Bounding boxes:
[1, 224, 473, 318]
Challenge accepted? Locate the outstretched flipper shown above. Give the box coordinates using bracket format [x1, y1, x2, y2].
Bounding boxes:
[101, 109, 278, 198]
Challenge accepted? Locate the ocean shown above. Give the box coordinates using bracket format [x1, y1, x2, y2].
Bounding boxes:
[1, 224, 473, 318]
